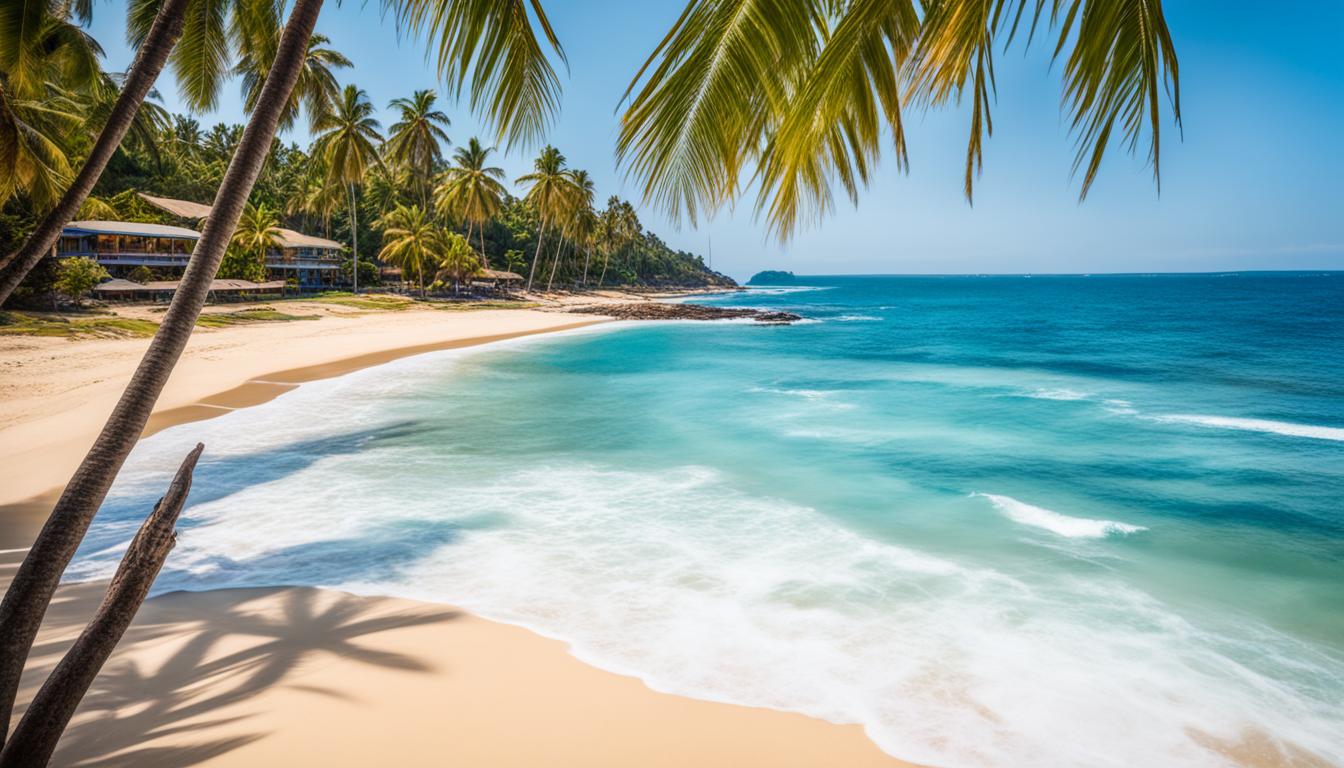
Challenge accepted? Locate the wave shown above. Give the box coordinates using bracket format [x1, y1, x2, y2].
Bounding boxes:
[972, 493, 1146, 539]
[834, 314, 882, 322]
[1152, 414, 1344, 443]
[1022, 387, 1091, 401]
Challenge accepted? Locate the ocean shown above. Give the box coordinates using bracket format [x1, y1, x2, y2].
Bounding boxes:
[73, 274, 1344, 767]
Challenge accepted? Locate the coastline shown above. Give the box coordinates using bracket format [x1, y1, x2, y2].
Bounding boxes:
[0, 298, 913, 767]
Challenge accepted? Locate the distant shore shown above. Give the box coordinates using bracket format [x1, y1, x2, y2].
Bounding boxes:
[0, 291, 912, 767]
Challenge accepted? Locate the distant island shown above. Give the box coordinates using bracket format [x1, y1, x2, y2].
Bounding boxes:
[747, 270, 798, 285]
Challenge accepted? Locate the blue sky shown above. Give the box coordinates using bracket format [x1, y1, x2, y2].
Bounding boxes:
[88, 1, 1344, 279]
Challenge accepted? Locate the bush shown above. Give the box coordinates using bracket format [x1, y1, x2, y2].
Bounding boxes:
[55, 257, 110, 304]
[128, 265, 155, 284]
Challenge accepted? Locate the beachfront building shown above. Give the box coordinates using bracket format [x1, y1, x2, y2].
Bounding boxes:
[57, 220, 201, 276]
[137, 193, 345, 289]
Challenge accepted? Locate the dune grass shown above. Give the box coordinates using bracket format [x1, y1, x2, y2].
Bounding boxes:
[302, 292, 416, 311]
[195, 308, 320, 327]
[0, 311, 159, 339]
[434, 300, 540, 311]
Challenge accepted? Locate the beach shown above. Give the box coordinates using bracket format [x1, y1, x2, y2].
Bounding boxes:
[0, 296, 908, 767]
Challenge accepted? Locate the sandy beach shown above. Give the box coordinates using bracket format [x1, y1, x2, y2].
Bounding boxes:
[0, 296, 908, 767]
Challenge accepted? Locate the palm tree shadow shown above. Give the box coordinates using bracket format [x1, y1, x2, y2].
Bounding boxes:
[37, 586, 459, 767]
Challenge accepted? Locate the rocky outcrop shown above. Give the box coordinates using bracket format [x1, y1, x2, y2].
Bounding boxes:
[568, 303, 802, 324]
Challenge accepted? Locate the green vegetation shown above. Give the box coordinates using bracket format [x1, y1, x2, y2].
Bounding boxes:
[194, 308, 319, 327]
[0, 311, 158, 339]
[302, 292, 415, 311]
[54, 258, 110, 304]
[747, 271, 798, 286]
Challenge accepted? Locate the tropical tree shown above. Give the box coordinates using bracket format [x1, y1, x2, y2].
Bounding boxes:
[435, 137, 505, 269]
[618, 0, 1181, 240]
[0, 1, 568, 748]
[378, 203, 443, 296]
[436, 231, 479, 294]
[53, 256, 109, 304]
[549, 168, 593, 290]
[515, 145, 570, 291]
[230, 201, 283, 279]
[385, 89, 451, 207]
[312, 84, 382, 292]
[598, 197, 639, 287]
[237, 32, 351, 133]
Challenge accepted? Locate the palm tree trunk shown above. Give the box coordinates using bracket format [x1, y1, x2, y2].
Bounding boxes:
[0, 0, 192, 307]
[0, 445, 202, 768]
[598, 248, 610, 287]
[525, 220, 546, 292]
[581, 246, 591, 287]
[348, 182, 359, 294]
[478, 222, 489, 271]
[546, 237, 563, 292]
[0, 0, 325, 743]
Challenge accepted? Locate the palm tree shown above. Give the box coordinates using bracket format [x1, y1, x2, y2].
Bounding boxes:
[435, 231, 479, 295]
[232, 201, 283, 268]
[435, 137, 505, 269]
[515, 145, 570, 292]
[618, 0, 1181, 239]
[312, 84, 382, 293]
[0, 1, 569, 748]
[385, 89, 451, 207]
[598, 197, 639, 287]
[548, 168, 593, 291]
[237, 32, 351, 133]
[378, 203, 443, 296]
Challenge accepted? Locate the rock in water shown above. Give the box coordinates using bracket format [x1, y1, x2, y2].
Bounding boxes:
[568, 303, 802, 324]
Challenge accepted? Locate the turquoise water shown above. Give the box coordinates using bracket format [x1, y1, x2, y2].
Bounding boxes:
[77, 274, 1343, 766]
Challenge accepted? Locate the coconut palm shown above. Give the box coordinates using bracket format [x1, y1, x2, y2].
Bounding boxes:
[237, 32, 351, 133]
[515, 145, 570, 291]
[312, 84, 382, 293]
[548, 168, 592, 290]
[618, 0, 1181, 239]
[0, 2, 569, 750]
[378, 203, 444, 296]
[435, 231, 479, 295]
[385, 89, 451, 207]
[435, 137, 505, 268]
[232, 201, 283, 265]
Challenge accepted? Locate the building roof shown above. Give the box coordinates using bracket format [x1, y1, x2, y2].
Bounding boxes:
[274, 228, 343, 250]
[64, 220, 201, 239]
[132, 279, 288, 292]
[137, 192, 343, 251]
[92, 278, 151, 292]
[137, 192, 213, 219]
[479, 269, 525, 280]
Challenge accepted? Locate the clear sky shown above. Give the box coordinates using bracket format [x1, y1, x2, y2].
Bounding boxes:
[88, 1, 1344, 279]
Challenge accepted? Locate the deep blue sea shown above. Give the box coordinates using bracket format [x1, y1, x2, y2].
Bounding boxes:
[77, 274, 1344, 767]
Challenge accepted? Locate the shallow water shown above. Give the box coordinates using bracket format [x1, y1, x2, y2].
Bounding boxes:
[75, 274, 1344, 767]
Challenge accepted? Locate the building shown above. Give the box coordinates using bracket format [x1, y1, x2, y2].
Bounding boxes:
[57, 220, 202, 277]
[137, 193, 346, 289]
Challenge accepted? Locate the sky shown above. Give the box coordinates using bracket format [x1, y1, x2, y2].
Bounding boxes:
[87, 0, 1344, 280]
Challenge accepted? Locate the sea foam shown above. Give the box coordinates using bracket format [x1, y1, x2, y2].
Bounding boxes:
[1153, 414, 1344, 442]
[972, 493, 1146, 538]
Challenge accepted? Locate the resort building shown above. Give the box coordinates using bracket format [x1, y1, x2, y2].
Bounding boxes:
[137, 193, 346, 289]
[50, 194, 346, 290]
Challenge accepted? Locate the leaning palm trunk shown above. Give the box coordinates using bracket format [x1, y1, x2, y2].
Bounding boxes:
[0, 445, 202, 768]
[347, 183, 359, 293]
[478, 223, 488, 271]
[0, 0, 325, 742]
[525, 221, 546, 292]
[545, 237, 564, 292]
[581, 246, 591, 287]
[0, 0, 192, 307]
[598, 248, 610, 287]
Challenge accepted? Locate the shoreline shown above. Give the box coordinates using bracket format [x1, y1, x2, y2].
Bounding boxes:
[1, 299, 914, 767]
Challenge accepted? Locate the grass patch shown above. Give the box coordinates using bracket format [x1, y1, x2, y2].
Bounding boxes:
[303, 292, 415, 311]
[433, 300, 540, 311]
[0, 311, 159, 339]
[196, 307, 320, 327]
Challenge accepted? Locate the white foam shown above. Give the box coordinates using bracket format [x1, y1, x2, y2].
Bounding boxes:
[1153, 414, 1344, 442]
[834, 314, 882, 322]
[972, 493, 1146, 539]
[1023, 387, 1090, 401]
